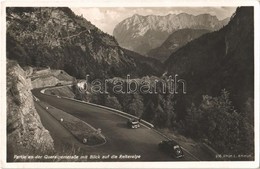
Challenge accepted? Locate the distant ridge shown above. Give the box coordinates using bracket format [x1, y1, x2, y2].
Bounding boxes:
[147, 28, 210, 62]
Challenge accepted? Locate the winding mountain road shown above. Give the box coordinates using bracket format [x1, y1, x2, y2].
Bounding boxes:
[32, 87, 199, 161]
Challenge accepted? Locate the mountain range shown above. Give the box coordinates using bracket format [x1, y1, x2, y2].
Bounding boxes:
[113, 13, 230, 55]
[7, 7, 253, 119]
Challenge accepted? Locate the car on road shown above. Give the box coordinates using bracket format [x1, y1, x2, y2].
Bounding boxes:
[158, 140, 184, 159]
[127, 118, 140, 129]
[55, 82, 62, 86]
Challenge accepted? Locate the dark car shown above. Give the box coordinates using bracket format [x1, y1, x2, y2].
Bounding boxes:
[55, 82, 62, 86]
[127, 118, 140, 129]
[158, 140, 184, 158]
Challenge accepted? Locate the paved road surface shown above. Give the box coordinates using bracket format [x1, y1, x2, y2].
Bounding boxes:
[32, 88, 198, 161]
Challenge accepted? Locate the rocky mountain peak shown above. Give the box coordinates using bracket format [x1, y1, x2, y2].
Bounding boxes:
[113, 12, 229, 55]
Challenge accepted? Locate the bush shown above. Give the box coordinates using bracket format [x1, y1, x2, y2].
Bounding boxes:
[104, 95, 122, 111]
[185, 89, 254, 155]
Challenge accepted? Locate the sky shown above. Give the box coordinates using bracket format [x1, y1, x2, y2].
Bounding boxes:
[71, 7, 237, 35]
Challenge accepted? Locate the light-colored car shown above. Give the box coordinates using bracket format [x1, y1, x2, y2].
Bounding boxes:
[127, 118, 140, 129]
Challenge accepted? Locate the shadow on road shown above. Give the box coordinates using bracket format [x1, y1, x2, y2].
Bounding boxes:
[116, 122, 128, 129]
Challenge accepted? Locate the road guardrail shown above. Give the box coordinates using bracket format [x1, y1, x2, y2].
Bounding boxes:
[41, 87, 154, 129]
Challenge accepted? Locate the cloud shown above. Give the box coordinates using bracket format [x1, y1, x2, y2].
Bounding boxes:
[71, 7, 237, 35]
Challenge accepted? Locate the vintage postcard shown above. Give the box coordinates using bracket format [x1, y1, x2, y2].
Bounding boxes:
[1, 0, 259, 168]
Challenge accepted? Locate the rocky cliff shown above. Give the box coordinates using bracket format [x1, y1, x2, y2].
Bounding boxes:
[7, 60, 54, 161]
[113, 13, 229, 55]
[7, 7, 154, 79]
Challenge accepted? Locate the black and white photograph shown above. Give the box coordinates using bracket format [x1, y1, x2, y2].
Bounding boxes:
[1, 0, 260, 168]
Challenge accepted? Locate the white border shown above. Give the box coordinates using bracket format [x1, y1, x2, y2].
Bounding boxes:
[1, 0, 259, 168]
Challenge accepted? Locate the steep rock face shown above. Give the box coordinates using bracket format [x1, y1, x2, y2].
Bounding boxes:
[165, 7, 254, 121]
[147, 29, 210, 62]
[113, 13, 229, 55]
[7, 60, 54, 161]
[6, 7, 139, 79]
